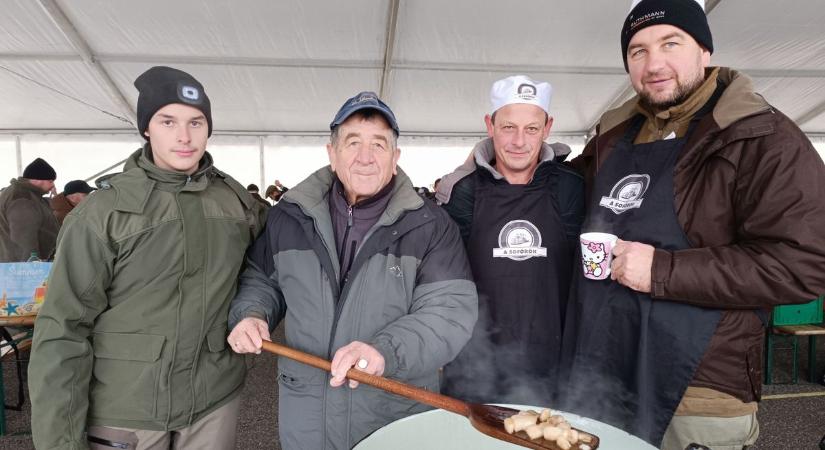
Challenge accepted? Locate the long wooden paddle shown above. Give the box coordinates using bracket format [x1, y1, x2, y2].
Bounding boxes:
[261, 340, 599, 450]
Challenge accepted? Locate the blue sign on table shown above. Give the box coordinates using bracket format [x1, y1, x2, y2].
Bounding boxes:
[0, 262, 51, 316]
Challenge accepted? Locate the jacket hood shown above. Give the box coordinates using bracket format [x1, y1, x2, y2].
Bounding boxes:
[97, 146, 215, 188]
[94, 146, 223, 215]
[434, 138, 570, 204]
[10, 177, 49, 196]
[596, 67, 772, 136]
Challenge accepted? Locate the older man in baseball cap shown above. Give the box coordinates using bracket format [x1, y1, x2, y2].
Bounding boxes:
[437, 75, 584, 407]
[560, 1, 825, 448]
[228, 91, 477, 449]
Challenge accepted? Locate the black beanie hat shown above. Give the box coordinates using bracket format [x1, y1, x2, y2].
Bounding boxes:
[22, 158, 56, 180]
[134, 66, 213, 140]
[621, 0, 713, 72]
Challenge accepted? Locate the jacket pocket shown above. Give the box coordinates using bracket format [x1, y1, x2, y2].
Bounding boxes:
[198, 324, 245, 409]
[90, 332, 165, 421]
[276, 357, 326, 447]
[277, 356, 326, 390]
[206, 324, 228, 352]
[746, 342, 763, 401]
[196, 322, 246, 411]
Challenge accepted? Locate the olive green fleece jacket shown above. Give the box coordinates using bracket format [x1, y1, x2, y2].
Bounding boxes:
[28, 146, 265, 450]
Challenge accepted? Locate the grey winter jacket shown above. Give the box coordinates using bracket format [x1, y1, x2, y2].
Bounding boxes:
[0, 178, 59, 262]
[229, 166, 478, 450]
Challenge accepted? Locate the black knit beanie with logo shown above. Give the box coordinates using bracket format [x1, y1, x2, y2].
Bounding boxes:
[621, 0, 713, 71]
[134, 66, 213, 140]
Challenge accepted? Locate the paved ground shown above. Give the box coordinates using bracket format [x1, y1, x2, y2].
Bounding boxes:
[1, 325, 823, 449]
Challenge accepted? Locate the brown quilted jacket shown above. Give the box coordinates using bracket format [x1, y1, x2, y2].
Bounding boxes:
[569, 67, 825, 403]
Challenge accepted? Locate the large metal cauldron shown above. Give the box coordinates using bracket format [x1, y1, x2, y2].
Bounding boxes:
[354, 404, 656, 450]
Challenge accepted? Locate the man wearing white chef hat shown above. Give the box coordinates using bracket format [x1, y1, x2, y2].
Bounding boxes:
[560, 0, 825, 449]
[437, 75, 584, 407]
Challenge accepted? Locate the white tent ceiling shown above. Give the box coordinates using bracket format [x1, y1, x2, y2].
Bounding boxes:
[2, 0, 825, 138]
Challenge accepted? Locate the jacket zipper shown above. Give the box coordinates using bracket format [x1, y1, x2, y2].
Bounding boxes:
[337, 206, 353, 288]
[328, 205, 355, 358]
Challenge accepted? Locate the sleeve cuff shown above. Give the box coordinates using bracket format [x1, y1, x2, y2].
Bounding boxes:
[228, 307, 269, 330]
[651, 248, 672, 298]
[370, 337, 399, 378]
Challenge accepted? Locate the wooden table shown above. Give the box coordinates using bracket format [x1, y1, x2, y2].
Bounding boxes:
[0, 315, 36, 327]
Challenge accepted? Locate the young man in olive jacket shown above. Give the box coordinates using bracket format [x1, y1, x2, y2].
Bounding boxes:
[560, 1, 825, 449]
[29, 66, 265, 450]
[227, 92, 478, 450]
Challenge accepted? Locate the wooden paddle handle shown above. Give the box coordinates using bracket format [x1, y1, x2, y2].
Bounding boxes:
[260, 340, 470, 417]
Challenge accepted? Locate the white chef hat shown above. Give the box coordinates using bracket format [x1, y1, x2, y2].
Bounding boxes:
[489, 75, 552, 115]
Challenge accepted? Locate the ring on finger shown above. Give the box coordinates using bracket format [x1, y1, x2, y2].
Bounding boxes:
[357, 358, 368, 369]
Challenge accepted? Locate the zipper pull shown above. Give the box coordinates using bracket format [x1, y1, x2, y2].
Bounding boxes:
[347, 205, 353, 227]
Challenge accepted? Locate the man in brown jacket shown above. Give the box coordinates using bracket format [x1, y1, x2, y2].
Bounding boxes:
[50, 179, 95, 225]
[0, 158, 60, 262]
[561, 1, 825, 449]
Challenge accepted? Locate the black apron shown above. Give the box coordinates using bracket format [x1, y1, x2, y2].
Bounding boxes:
[442, 165, 573, 406]
[563, 102, 723, 446]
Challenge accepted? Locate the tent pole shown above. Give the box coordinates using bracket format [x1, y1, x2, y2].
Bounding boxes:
[379, 0, 400, 99]
[84, 158, 128, 183]
[37, 0, 136, 126]
[259, 136, 266, 190]
[14, 135, 22, 176]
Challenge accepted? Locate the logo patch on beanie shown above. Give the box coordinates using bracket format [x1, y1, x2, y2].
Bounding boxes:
[629, 10, 666, 32]
[179, 85, 201, 103]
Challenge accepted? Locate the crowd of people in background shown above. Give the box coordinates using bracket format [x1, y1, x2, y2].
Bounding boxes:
[247, 181, 290, 209]
[0, 157, 99, 262]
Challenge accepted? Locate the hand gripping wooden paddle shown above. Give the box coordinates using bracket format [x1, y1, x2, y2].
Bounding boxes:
[261, 341, 599, 450]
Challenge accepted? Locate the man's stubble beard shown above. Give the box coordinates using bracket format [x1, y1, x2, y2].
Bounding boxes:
[639, 69, 706, 111]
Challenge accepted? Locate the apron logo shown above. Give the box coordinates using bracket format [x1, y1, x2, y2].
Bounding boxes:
[493, 220, 547, 261]
[599, 174, 650, 214]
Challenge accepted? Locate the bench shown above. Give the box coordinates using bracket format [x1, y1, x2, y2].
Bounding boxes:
[765, 324, 825, 384]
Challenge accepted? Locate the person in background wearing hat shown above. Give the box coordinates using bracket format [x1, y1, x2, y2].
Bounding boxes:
[29, 66, 266, 450]
[0, 158, 59, 262]
[50, 179, 96, 225]
[435, 75, 584, 406]
[246, 183, 272, 209]
[227, 91, 477, 449]
[559, 0, 825, 448]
